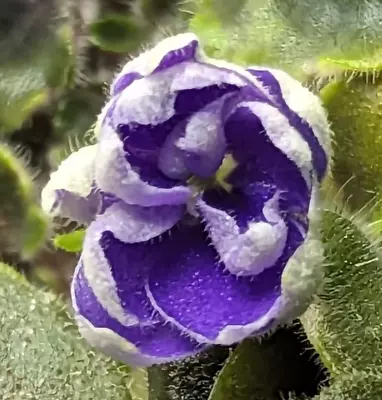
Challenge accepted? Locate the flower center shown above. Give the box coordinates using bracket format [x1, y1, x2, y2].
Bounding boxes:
[186, 154, 237, 218]
[187, 154, 238, 194]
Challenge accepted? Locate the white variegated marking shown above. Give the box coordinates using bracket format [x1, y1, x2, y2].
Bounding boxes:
[198, 192, 288, 277]
[111, 61, 246, 129]
[216, 196, 325, 345]
[41, 145, 97, 218]
[95, 124, 191, 206]
[240, 101, 313, 185]
[75, 314, 201, 367]
[81, 223, 140, 327]
[95, 201, 184, 244]
[111, 33, 204, 95]
[251, 66, 332, 157]
[207, 58, 276, 102]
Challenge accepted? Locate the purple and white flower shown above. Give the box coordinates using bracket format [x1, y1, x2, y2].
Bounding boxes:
[42, 33, 331, 367]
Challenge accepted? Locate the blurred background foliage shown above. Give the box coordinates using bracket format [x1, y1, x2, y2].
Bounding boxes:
[2, 0, 382, 398]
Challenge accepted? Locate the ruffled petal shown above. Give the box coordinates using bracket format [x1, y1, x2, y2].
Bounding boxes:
[226, 101, 313, 190]
[79, 200, 184, 328]
[97, 200, 185, 243]
[41, 145, 100, 224]
[95, 123, 192, 207]
[110, 33, 202, 97]
[197, 97, 314, 276]
[146, 222, 305, 345]
[176, 96, 228, 178]
[72, 262, 205, 367]
[247, 67, 330, 181]
[197, 191, 288, 276]
[96, 63, 246, 205]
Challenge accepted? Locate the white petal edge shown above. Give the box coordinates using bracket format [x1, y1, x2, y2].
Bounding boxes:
[250, 66, 332, 158]
[95, 124, 191, 207]
[41, 145, 98, 220]
[80, 222, 140, 327]
[238, 101, 313, 186]
[110, 33, 205, 95]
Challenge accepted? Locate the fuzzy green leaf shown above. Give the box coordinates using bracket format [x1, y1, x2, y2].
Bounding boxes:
[0, 263, 136, 399]
[53, 229, 86, 253]
[0, 61, 48, 133]
[191, 0, 382, 80]
[89, 15, 149, 53]
[147, 346, 230, 400]
[0, 144, 47, 256]
[312, 371, 382, 400]
[209, 328, 322, 400]
[321, 77, 382, 224]
[0, 32, 74, 133]
[301, 208, 382, 377]
[22, 204, 49, 259]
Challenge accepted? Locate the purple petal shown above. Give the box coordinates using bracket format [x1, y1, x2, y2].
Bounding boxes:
[224, 103, 311, 213]
[154, 39, 199, 73]
[95, 125, 192, 206]
[72, 262, 205, 367]
[197, 101, 313, 276]
[111, 72, 142, 98]
[110, 33, 202, 97]
[176, 96, 228, 178]
[158, 120, 191, 180]
[146, 222, 305, 345]
[248, 68, 329, 181]
[225, 106, 310, 213]
[97, 64, 244, 202]
[74, 212, 207, 366]
[197, 191, 289, 276]
[78, 200, 183, 327]
[50, 188, 100, 224]
[94, 200, 185, 244]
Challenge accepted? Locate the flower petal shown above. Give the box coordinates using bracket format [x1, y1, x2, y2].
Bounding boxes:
[226, 101, 313, 189]
[98, 200, 185, 243]
[72, 262, 205, 367]
[198, 190, 289, 276]
[247, 67, 330, 181]
[197, 98, 314, 276]
[146, 221, 305, 345]
[41, 145, 99, 224]
[176, 96, 228, 178]
[110, 33, 202, 96]
[96, 63, 245, 205]
[95, 123, 192, 207]
[79, 200, 184, 327]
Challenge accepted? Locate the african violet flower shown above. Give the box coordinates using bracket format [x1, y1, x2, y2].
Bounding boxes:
[42, 33, 331, 367]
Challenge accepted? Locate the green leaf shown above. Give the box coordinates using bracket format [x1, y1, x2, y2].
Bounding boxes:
[0, 263, 135, 399]
[189, 0, 306, 79]
[209, 328, 321, 400]
[128, 368, 149, 400]
[0, 144, 46, 256]
[21, 204, 48, 259]
[0, 61, 48, 132]
[301, 208, 382, 377]
[147, 346, 230, 400]
[45, 32, 74, 89]
[190, 0, 382, 80]
[53, 229, 86, 253]
[321, 76, 382, 224]
[89, 15, 149, 53]
[0, 30, 74, 134]
[311, 370, 382, 399]
[318, 55, 382, 75]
